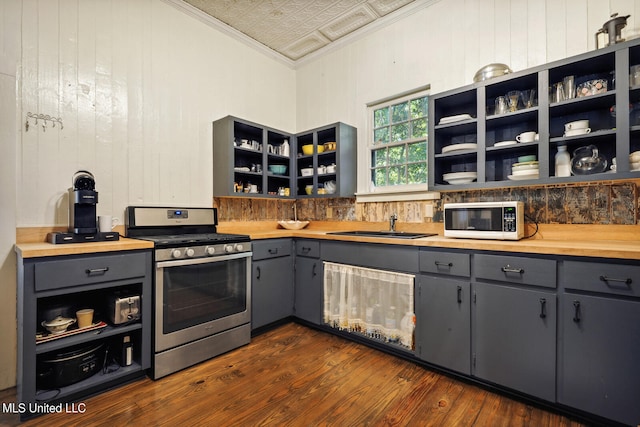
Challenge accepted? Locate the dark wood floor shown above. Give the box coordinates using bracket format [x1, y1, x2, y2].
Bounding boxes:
[1, 323, 586, 426]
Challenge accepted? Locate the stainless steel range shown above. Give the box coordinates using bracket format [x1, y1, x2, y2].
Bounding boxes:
[125, 206, 251, 379]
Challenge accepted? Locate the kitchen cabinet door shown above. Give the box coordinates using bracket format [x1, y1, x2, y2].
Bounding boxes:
[252, 256, 293, 330]
[416, 276, 471, 374]
[472, 282, 556, 402]
[559, 293, 640, 426]
[294, 257, 323, 325]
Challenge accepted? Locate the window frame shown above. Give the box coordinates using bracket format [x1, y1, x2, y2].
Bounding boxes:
[365, 87, 431, 196]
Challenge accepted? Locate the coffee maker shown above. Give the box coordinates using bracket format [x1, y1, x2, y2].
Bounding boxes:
[47, 170, 119, 244]
[68, 170, 98, 234]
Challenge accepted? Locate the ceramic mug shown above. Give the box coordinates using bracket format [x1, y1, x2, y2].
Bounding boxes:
[516, 131, 537, 143]
[565, 120, 589, 131]
[98, 215, 119, 232]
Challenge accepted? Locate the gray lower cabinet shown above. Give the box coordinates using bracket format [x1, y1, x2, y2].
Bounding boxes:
[558, 260, 640, 426]
[17, 250, 152, 420]
[294, 240, 322, 324]
[472, 282, 557, 402]
[472, 252, 557, 402]
[251, 239, 293, 329]
[416, 276, 471, 374]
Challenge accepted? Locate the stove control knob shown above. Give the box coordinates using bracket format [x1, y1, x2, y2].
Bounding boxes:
[185, 248, 195, 257]
[235, 244, 244, 252]
[205, 246, 216, 256]
[224, 244, 235, 253]
[171, 249, 182, 258]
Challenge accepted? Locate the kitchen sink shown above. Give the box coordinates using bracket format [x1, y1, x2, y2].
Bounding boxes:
[327, 230, 437, 239]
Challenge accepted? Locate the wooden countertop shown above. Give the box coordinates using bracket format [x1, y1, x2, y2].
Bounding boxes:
[15, 222, 640, 260]
[218, 221, 640, 261]
[15, 238, 154, 259]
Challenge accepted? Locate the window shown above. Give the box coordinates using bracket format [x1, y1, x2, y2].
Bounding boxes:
[368, 89, 429, 193]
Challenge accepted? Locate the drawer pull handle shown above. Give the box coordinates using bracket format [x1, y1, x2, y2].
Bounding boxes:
[312, 263, 317, 277]
[501, 265, 524, 274]
[599, 275, 632, 286]
[572, 300, 581, 323]
[539, 298, 547, 319]
[435, 261, 453, 268]
[85, 267, 109, 276]
[256, 266, 261, 280]
[456, 286, 462, 304]
[268, 248, 278, 255]
[302, 247, 311, 253]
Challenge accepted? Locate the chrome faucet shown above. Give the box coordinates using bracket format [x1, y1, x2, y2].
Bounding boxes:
[389, 213, 398, 232]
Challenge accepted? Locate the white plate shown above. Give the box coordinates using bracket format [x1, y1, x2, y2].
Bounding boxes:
[511, 168, 539, 176]
[494, 140, 517, 147]
[511, 163, 539, 172]
[563, 128, 591, 137]
[234, 167, 250, 172]
[441, 143, 478, 153]
[439, 114, 473, 125]
[508, 172, 539, 180]
[443, 171, 477, 185]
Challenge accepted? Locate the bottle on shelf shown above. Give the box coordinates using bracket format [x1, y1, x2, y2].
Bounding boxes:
[555, 145, 571, 177]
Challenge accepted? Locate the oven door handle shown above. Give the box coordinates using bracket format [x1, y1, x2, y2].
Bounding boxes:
[156, 252, 252, 268]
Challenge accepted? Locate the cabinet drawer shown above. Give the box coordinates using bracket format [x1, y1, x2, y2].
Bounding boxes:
[564, 260, 640, 297]
[296, 240, 320, 258]
[34, 252, 148, 292]
[474, 254, 556, 288]
[252, 239, 292, 261]
[419, 250, 470, 277]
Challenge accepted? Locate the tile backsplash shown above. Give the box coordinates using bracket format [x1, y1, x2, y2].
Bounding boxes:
[215, 179, 640, 225]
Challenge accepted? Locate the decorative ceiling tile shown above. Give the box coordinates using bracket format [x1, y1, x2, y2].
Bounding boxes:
[320, 4, 377, 41]
[367, 0, 416, 16]
[280, 31, 331, 60]
[180, 0, 419, 60]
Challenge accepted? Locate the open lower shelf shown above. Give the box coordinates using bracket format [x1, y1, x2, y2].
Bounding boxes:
[36, 323, 142, 354]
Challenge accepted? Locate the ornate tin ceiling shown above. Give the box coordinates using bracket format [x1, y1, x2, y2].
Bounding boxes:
[181, 0, 419, 61]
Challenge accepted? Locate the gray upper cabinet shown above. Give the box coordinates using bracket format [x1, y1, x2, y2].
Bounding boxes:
[213, 116, 294, 198]
[295, 122, 356, 198]
[213, 116, 356, 198]
[430, 38, 640, 190]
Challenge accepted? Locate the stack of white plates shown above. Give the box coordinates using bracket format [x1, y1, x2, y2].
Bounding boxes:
[442, 171, 477, 185]
[509, 161, 539, 180]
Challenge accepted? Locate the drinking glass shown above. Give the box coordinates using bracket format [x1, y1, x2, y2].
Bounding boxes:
[520, 89, 536, 108]
[563, 75, 576, 99]
[494, 96, 508, 115]
[506, 90, 520, 112]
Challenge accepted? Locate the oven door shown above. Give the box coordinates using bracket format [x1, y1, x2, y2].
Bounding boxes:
[155, 252, 251, 352]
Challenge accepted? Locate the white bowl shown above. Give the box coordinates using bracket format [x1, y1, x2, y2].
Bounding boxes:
[42, 316, 76, 334]
[278, 220, 310, 230]
[442, 171, 477, 185]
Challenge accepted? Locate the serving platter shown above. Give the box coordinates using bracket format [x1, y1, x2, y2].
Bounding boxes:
[441, 143, 477, 153]
[442, 171, 477, 185]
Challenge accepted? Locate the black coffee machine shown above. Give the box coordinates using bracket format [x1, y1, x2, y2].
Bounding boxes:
[68, 170, 98, 234]
[47, 170, 119, 244]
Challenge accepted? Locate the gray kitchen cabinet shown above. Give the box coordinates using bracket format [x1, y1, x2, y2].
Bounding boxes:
[416, 249, 471, 374]
[472, 282, 556, 402]
[213, 116, 357, 199]
[472, 253, 557, 402]
[416, 276, 471, 374]
[251, 239, 294, 330]
[17, 250, 152, 420]
[558, 259, 640, 426]
[429, 37, 640, 190]
[213, 116, 294, 198]
[321, 241, 419, 273]
[293, 240, 322, 324]
[295, 122, 356, 198]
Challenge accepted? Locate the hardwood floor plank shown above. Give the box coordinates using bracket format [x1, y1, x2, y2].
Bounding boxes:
[0, 323, 588, 427]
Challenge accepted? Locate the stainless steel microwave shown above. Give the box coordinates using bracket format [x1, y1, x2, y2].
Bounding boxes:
[444, 201, 524, 240]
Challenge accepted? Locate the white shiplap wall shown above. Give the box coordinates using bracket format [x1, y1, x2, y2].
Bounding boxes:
[295, 0, 640, 193]
[17, 0, 296, 226]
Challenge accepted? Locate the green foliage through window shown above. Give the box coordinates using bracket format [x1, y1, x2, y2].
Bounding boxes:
[371, 93, 428, 188]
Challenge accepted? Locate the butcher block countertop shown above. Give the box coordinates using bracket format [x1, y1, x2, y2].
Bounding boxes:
[15, 222, 640, 260]
[219, 221, 640, 261]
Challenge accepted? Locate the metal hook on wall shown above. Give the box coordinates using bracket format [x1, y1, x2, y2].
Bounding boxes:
[25, 112, 63, 132]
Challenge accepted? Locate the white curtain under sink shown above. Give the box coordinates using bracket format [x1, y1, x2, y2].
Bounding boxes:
[323, 262, 415, 349]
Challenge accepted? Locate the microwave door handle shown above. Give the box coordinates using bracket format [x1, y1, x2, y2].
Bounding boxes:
[156, 251, 251, 268]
